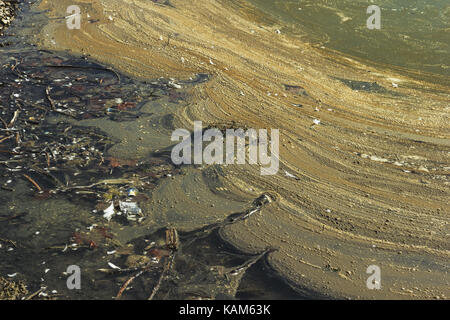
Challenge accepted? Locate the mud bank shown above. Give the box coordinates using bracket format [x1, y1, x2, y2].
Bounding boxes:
[12, 0, 450, 299]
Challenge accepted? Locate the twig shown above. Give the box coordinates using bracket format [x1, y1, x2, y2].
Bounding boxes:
[45, 87, 55, 110]
[30, 166, 64, 187]
[23, 174, 42, 191]
[148, 254, 174, 300]
[148, 227, 177, 300]
[7, 110, 20, 128]
[0, 237, 17, 247]
[227, 248, 276, 277]
[0, 150, 20, 154]
[182, 194, 273, 248]
[57, 178, 139, 192]
[45, 151, 50, 167]
[0, 117, 7, 128]
[97, 267, 141, 274]
[24, 287, 46, 300]
[0, 212, 26, 222]
[115, 269, 147, 300]
[0, 135, 13, 143]
[0, 160, 22, 164]
[46, 245, 90, 250]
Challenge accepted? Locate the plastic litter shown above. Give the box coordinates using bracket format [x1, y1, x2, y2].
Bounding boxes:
[103, 203, 115, 221]
[119, 201, 142, 221]
[127, 188, 138, 197]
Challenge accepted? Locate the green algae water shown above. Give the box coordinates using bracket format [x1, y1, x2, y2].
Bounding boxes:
[248, 0, 450, 83]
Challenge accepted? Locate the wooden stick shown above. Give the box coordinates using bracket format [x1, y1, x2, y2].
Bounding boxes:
[45, 151, 50, 167]
[115, 269, 146, 300]
[8, 110, 20, 128]
[45, 87, 55, 110]
[0, 238, 17, 247]
[24, 287, 45, 300]
[148, 254, 175, 300]
[0, 135, 13, 143]
[0, 212, 26, 222]
[23, 174, 42, 191]
[0, 117, 7, 128]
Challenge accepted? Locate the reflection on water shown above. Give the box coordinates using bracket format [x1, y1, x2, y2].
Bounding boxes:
[249, 0, 450, 81]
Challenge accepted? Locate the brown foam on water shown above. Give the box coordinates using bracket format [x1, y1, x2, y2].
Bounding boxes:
[36, 0, 449, 299]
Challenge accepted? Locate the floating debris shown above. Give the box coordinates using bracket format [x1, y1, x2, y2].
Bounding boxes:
[108, 262, 121, 270]
[0, 0, 18, 36]
[70, 226, 116, 250]
[0, 276, 28, 300]
[103, 203, 115, 221]
[168, 80, 182, 89]
[127, 188, 138, 197]
[284, 170, 299, 180]
[0, 48, 188, 221]
[119, 201, 143, 221]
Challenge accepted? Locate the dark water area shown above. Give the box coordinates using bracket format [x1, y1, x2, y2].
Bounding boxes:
[0, 1, 312, 300]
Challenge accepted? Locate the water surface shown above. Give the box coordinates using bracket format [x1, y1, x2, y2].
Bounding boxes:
[249, 0, 450, 82]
